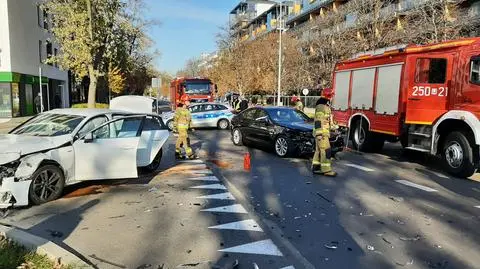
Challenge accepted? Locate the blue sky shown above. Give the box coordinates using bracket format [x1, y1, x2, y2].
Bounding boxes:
[145, 0, 239, 75]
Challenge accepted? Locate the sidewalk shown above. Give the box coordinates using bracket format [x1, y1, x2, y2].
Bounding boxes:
[0, 117, 31, 134]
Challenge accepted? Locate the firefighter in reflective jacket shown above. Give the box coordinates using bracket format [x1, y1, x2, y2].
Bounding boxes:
[312, 88, 337, 177]
[174, 95, 195, 159]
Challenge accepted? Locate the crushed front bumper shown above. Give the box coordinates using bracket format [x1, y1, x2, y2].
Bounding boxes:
[0, 177, 31, 208]
[295, 133, 345, 156]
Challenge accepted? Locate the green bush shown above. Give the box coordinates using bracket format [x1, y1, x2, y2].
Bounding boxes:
[71, 103, 109, 109]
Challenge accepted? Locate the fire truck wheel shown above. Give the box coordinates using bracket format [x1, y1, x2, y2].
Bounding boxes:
[442, 131, 477, 178]
[352, 119, 384, 152]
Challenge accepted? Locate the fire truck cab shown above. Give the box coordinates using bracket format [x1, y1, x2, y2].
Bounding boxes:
[170, 77, 217, 109]
[332, 38, 480, 178]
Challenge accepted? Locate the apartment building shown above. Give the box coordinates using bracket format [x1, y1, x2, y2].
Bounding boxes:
[230, 0, 294, 41]
[0, 0, 70, 118]
[286, 0, 480, 34]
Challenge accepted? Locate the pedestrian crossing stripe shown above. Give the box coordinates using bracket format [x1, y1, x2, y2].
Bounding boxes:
[196, 192, 236, 200]
[475, 206, 480, 209]
[201, 204, 248, 214]
[188, 176, 219, 182]
[209, 219, 263, 232]
[191, 184, 227, 190]
[219, 239, 283, 256]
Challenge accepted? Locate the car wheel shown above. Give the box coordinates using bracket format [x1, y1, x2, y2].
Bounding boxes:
[275, 136, 294, 158]
[29, 165, 65, 205]
[442, 131, 477, 178]
[143, 149, 163, 173]
[218, 119, 230, 130]
[232, 128, 244, 146]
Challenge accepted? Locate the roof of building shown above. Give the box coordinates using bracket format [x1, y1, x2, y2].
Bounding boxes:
[230, 0, 277, 14]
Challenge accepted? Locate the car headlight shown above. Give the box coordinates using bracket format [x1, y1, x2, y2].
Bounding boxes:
[0, 161, 20, 180]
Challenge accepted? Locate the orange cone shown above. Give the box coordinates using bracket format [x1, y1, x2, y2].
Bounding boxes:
[244, 152, 251, 171]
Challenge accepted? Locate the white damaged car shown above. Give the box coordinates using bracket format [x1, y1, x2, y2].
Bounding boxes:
[0, 108, 169, 208]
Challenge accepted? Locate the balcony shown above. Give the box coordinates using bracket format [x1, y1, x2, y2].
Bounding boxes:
[286, 0, 334, 25]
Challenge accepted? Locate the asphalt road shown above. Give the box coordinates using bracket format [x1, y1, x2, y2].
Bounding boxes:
[1, 128, 479, 269]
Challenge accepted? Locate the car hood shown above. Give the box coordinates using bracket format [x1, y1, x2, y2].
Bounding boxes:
[0, 134, 70, 165]
[278, 121, 313, 132]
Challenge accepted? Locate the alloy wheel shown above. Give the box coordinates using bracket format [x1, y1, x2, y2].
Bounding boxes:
[31, 168, 62, 202]
[275, 137, 288, 156]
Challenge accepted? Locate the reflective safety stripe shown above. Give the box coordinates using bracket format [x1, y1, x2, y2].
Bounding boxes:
[320, 163, 331, 167]
[312, 161, 321, 165]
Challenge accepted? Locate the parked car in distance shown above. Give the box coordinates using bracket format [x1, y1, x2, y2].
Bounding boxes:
[163, 102, 234, 131]
[231, 106, 344, 158]
[0, 109, 169, 208]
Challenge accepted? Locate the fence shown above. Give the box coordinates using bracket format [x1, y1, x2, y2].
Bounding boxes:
[248, 95, 320, 109]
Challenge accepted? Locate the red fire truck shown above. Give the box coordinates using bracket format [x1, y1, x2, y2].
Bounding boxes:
[170, 77, 217, 109]
[332, 38, 480, 178]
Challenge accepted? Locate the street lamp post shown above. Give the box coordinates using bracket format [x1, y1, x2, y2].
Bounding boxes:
[277, 2, 283, 106]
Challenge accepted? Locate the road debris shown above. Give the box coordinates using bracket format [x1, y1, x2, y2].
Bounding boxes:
[366, 245, 375, 251]
[324, 241, 339, 250]
[136, 264, 152, 269]
[46, 230, 63, 238]
[389, 196, 404, 202]
[395, 259, 414, 267]
[90, 254, 126, 268]
[109, 215, 125, 219]
[148, 187, 159, 193]
[253, 262, 260, 269]
[382, 237, 392, 245]
[399, 235, 421, 241]
[316, 192, 333, 204]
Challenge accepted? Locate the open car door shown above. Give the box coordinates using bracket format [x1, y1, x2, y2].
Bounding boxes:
[73, 115, 145, 181]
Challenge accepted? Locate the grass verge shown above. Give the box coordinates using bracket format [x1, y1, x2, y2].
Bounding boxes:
[0, 235, 77, 269]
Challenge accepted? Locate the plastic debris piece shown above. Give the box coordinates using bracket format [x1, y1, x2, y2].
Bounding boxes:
[294, 216, 301, 220]
[366, 245, 375, 251]
[434, 244, 442, 249]
[148, 187, 158, 192]
[324, 241, 339, 250]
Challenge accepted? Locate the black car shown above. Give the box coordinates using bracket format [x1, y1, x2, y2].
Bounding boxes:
[231, 106, 344, 158]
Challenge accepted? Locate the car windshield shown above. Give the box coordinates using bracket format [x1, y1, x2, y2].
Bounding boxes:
[11, 113, 85, 137]
[185, 83, 211, 95]
[267, 109, 310, 124]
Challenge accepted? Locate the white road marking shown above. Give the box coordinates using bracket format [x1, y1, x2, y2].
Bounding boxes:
[219, 239, 283, 256]
[201, 204, 248, 214]
[280, 266, 295, 269]
[474, 206, 480, 209]
[429, 170, 450, 179]
[191, 169, 213, 175]
[191, 184, 227, 190]
[196, 192, 236, 200]
[188, 176, 219, 182]
[345, 163, 375, 172]
[209, 219, 263, 232]
[396, 180, 438, 192]
[180, 159, 204, 164]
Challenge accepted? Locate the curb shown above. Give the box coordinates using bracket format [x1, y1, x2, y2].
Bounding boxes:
[0, 225, 92, 268]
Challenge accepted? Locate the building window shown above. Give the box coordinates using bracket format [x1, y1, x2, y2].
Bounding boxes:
[415, 58, 447, 84]
[54, 48, 58, 67]
[43, 9, 49, 30]
[46, 41, 53, 65]
[39, 40, 43, 63]
[0, 83, 12, 118]
[37, 5, 42, 27]
[470, 57, 480, 85]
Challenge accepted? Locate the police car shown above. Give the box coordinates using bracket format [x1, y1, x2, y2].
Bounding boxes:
[163, 103, 234, 131]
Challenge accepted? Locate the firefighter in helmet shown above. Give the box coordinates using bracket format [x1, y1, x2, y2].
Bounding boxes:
[312, 88, 337, 177]
[174, 95, 195, 159]
[292, 95, 304, 112]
